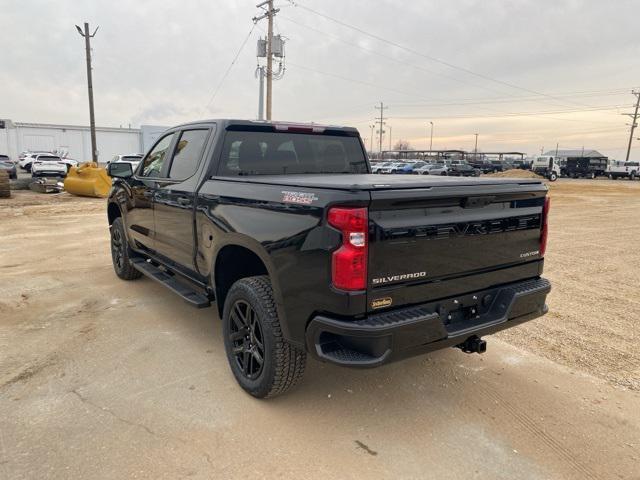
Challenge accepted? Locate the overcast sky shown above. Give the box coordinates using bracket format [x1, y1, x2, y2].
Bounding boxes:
[2, 0, 639, 158]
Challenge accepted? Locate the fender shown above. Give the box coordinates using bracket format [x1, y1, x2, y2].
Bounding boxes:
[208, 234, 294, 344]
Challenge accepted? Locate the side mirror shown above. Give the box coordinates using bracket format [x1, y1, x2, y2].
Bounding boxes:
[108, 162, 133, 178]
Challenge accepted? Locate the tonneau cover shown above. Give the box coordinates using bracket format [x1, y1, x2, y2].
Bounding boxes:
[213, 173, 544, 191]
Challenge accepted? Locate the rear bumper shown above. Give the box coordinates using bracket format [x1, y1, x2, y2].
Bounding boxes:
[306, 277, 550, 367]
[32, 171, 66, 178]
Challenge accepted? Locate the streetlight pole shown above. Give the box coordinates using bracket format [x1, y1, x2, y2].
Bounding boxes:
[369, 124, 375, 155]
[76, 22, 99, 163]
[429, 121, 434, 151]
[474, 133, 479, 160]
[388, 125, 392, 150]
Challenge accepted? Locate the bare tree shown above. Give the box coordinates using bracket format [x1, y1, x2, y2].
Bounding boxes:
[393, 140, 413, 150]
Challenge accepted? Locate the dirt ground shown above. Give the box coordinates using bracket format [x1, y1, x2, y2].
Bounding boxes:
[1, 180, 639, 479]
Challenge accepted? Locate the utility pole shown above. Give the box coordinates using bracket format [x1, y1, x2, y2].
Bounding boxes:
[266, 0, 274, 120]
[374, 102, 387, 154]
[388, 125, 392, 150]
[76, 22, 99, 163]
[429, 121, 434, 150]
[253, 1, 281, 121]
[623, 90, 640, 162]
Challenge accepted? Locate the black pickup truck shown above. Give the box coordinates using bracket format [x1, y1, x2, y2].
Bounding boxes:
[107, 119, 551, 398]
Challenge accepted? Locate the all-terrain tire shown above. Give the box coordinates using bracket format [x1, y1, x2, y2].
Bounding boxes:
[110, 217, 142, 280]
[222, 275, 306, 398]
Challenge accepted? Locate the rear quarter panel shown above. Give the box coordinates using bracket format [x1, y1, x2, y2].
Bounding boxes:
[196, 178, 370, 344]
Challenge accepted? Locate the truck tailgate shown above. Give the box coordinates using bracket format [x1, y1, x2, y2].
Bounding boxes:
[367, 183, 547, 312]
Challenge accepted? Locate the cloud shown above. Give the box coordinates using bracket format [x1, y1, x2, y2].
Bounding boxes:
[2, 0, 639, 158]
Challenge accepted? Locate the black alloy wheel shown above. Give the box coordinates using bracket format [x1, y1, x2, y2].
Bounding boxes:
[111, 226, 125, 271]
[110, 217, 142, 280]
[228, 299, 265, 380]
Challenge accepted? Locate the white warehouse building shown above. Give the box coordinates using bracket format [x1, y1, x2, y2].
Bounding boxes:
[0, 119, 168, 164]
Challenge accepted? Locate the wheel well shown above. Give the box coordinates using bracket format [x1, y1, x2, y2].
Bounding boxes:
[214, 245, 268, 317]
[107, 202, 121, 226]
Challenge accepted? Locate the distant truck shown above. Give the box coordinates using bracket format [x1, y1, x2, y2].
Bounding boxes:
[564, 156, 608, 179]
[606, 160, 639, 180]
[532, 156, 560, 181]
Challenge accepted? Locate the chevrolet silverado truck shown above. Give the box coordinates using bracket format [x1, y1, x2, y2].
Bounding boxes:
[106, 119, 551, 398]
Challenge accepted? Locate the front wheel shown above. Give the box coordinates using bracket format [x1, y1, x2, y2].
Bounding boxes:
[223, 276, 306, 398]
[549, 172, 558, 182]
[110, 217, 142, 280]
[631, 172, 637, 181]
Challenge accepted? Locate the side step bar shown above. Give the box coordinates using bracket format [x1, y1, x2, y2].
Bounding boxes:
[131, 258, 211, 309]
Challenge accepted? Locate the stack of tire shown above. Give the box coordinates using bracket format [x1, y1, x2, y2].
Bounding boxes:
[0, 170, 10, 198]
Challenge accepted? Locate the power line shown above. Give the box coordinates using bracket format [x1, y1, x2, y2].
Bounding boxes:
[206, 23, 256, 108]
[390, 104, 631, 120]
[286, 0, 595, 109]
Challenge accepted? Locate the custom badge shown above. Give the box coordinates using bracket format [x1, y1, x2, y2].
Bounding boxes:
[281, 190, 318, 205]
[371, 297, 393, 309]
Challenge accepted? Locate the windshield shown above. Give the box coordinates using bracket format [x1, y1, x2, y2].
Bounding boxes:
[219, 130, 368, 176]
[36, 156, 61, 162]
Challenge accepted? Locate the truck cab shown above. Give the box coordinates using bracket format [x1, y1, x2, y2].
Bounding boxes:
[532, 156, 560, 181]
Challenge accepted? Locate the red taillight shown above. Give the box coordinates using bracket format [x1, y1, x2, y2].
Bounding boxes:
[328, 207, 368, 291]
[540, 196, 550, 257]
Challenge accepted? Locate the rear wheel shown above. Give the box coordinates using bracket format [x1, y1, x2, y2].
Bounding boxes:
[222, 276, 306, 398]
[110, 217, 142, 280]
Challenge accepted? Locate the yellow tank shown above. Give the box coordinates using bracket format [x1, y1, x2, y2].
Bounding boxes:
[64, 162, 112, 198]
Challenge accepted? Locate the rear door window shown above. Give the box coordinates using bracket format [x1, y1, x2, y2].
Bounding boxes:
[168, 129, 209, 180]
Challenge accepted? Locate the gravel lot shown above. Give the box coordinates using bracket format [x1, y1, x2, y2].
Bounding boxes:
[1, 179, 639, 479]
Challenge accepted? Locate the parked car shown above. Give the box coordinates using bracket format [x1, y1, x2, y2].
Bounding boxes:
[398, 161, 426, 174]
[449, 164, 481, 177]
[107, 154, 144, 172]
[606, 160, 639, 180]
[31, 154, 68, 178]
[19, 151, 51, 172]
[0, 154, 16, 164]
[372, 161, 394, 174]
[417, 163, 448, 175]
[379, 162, 408, 174]
[107, 119, 551, 398]
[0, 156, 18, 179]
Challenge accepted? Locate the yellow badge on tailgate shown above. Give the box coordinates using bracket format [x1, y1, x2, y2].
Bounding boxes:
[371, 297, 393, 309]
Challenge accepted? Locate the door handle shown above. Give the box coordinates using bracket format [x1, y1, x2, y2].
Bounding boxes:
[177, 196, 191, 206]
